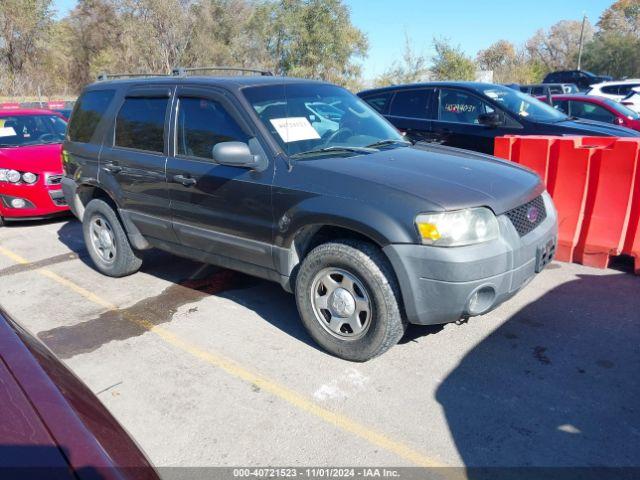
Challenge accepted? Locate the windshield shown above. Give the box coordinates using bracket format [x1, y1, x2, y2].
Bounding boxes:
[482, 86, 569, 122]
[0, 114, 67, 147]
[602, 98, 640, 119]
[242, 83, 405, 157]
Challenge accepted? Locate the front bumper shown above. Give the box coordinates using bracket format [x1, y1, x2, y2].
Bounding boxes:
[0, 174, 69, 220]
[383, 192, 558, 325]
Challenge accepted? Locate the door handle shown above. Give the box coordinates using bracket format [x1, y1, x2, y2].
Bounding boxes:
[173, 174, 197, 187]
[104, 162, 122, 174]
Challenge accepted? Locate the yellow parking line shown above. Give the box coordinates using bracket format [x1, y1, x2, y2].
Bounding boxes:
[0, 244, 446, 468]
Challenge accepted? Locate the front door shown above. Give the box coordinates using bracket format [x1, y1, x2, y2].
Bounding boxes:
[166, 86, 275, 270]
[432, 88, 514, 154]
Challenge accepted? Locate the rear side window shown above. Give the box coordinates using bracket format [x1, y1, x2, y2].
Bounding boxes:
[601, 85, 621, 95]
[115, 97, 168, 153]
[362, 92, 392, 114]
[176, 97, 249, 159]
[68, 89, 115, 143]
[389, 89, 431, 118]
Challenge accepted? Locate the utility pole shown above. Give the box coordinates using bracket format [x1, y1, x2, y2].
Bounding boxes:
[577, 13, 587, 70]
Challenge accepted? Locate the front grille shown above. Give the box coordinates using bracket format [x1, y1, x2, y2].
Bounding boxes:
[46, 174, 63, 185]
[506, 195, 547, 237]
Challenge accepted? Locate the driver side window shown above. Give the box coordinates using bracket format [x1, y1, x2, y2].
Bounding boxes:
[176, 97, 249, 160]
[438, 89, 494, 124]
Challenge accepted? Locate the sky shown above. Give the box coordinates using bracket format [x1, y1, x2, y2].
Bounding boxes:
[51, 0, 614, 79]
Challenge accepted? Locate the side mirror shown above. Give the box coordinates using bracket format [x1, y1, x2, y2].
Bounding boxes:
[212, 141, 258, 168]
[477, 112, 503, 128]
[614, 117, 625, 126]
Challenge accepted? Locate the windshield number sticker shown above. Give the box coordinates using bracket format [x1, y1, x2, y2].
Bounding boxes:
[0, 127, 16, 137]
[270, 117, 320, 143]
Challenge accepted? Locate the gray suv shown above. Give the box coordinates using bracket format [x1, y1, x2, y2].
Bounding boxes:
[62, 71, 557, 361]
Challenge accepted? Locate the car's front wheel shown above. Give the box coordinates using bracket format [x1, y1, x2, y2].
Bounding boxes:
[82, 198, 142, 277]
[295, 239, 406, 361]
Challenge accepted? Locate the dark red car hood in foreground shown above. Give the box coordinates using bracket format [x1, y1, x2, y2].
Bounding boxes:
[0, 143, 64, 173]
[0, 309, 159, 480]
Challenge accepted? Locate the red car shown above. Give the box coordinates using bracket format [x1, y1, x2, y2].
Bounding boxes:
[0, 109, 70, 226]
[0, 308, 159, 479]
[537, 94, 640, 131]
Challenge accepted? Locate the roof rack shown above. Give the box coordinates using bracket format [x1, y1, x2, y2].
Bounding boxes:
[171, 66, 274, 77]
[97, 72, 170, 81]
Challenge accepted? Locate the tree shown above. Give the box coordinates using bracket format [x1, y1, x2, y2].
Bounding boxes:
[253, 0, 368, 88]
[525, 19, 594, 71]
[598, 0, 640, 37]
[582, 33, 640, 78]
[374, 33, 429, 87]
[65, 0, 122, 87]
[476, 40, 544, 84]
[430, 38, 476, 81]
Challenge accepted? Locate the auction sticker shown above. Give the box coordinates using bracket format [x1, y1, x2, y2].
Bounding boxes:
[0, 127, 16, 137]
[270, 117, 320, 143]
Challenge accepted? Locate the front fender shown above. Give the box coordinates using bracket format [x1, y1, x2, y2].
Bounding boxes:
[276, 195, 417, 248]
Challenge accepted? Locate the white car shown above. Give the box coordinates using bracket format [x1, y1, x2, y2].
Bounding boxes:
[620, 87, 640, 113]
[587, 79, 640, 102]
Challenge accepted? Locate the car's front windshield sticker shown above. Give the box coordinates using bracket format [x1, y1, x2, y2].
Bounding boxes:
[269, 117, 321, 143]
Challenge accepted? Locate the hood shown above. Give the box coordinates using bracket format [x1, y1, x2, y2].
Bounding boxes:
[551, 117, 640, 137]
[299, 144, 543, 215]
[0, 143, 63, 173]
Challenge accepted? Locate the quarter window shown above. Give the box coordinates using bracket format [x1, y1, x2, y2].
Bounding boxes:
[68, 89, 115, 143]
[176, 97, 249, 159]
[115, 97, 168, 153]
[389, 90, 430, 118]
[438, 89, 494, 124]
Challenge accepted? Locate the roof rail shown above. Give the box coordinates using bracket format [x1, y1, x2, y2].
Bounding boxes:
[171, 66, 274, 77]
[97, 72, 170, 81]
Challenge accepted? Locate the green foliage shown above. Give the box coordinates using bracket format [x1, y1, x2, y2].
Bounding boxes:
[582, 32, 640, 78]
[430, 38, 476, 81]
[254, 0, 368, 88]
[373, 34, 429, 87]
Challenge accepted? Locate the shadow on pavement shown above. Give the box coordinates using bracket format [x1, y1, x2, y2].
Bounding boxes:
[435, 271, 640, 473]
[49, 220, 318, 358]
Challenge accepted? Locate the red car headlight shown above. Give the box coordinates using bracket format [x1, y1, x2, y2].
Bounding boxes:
[22, 172, 37, 184]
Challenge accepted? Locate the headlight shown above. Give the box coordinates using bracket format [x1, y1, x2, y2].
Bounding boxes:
[6, 169, 21, 183]
[22, 172, 37, 184]
[415, 208, 499, 246]
[0, 169, 6, 182]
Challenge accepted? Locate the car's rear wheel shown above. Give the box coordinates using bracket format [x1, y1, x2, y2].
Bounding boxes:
[82, 199, 142, 277]
[295, 239, 406, 361]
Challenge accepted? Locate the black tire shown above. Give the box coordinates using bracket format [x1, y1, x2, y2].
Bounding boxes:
[82, 198, 142, 277]
[0, 216, 4, 227]
[295, 239, 406, 361]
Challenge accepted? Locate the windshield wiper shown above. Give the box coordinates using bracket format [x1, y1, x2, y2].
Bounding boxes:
[365, 139, 412, 148]
[290, 145, 378, 159]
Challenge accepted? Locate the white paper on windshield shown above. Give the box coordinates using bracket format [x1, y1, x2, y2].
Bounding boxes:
[0, 127, 16, 137]
[270, 117, 320, 143]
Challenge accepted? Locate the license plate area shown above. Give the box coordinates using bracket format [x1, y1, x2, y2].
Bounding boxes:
[536, 238, 556, 273]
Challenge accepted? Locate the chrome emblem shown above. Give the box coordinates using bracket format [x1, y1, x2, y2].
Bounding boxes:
[527, 206, 539, 223]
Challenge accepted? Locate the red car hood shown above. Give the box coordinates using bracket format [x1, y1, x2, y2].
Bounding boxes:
[0, 143, 63, 173]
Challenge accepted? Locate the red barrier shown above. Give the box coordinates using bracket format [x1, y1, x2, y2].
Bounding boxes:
[622, 154, 640, 274]
[495, 135, 640, 273]
[574, 139, 639, 268]
[494, 136, 516, 161]
[547, 139, 594, 262]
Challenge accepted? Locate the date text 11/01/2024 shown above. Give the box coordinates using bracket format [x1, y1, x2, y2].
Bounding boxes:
[232, 468, 401, 478]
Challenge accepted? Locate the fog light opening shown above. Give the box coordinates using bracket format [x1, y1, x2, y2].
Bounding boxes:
[467, 286, 496, 316]
[10, 198, 27, 209]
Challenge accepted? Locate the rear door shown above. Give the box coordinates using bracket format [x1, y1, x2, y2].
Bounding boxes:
[166, 86, 275, 270]
[99, 85, 175, 241]
[386, 88, 435, 143]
